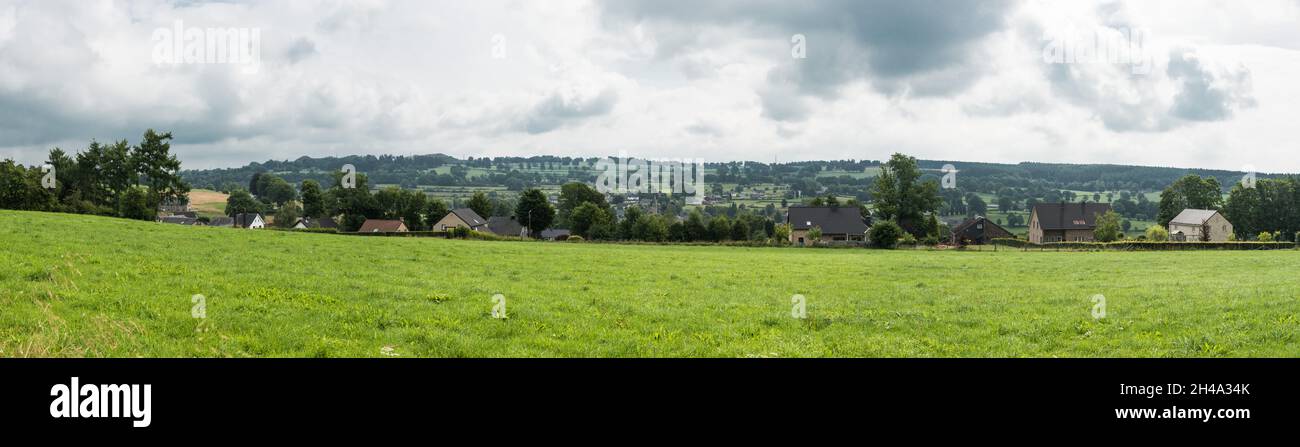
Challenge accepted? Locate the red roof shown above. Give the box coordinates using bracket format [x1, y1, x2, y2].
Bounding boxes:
[358, 219, 407, 233]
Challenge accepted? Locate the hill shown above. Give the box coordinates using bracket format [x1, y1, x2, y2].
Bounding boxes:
[2, 210, 1296, 357]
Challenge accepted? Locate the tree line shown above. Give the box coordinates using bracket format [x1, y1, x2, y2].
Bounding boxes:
[0, 130, 187, 220]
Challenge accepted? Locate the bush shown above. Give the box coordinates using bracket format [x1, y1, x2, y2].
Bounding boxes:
[450, 226, 471, 239]
[868, 220, 904, 249]
[899, 232, 918, 246]
[1144, 225, 1169, 242]
[921, 235, 939, 246]
[1258, 231, 1275, 242]
[566, 235, 584, 242]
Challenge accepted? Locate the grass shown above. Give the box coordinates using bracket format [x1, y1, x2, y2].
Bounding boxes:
[2, 210, 1297, 358]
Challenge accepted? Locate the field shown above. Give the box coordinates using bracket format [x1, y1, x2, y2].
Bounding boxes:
[187, 189, 230, 217]
[1, 210, 1297, 358]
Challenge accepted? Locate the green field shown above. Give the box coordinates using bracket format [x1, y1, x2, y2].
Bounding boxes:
[2, 210, 1297, 358]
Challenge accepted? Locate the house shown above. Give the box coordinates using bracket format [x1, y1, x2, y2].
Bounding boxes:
[158, 215, 203, 226]
[950, 216, 1013, 245]
[292, 217, 340, 230]
[487, 216, 526, 237]
[157, 199, 191, 215]
[433, 208, 489, 232]
[1027, 203, 1111, 243]
[1168, 209, 1233, 242]
[208, 216, 234, 227]
[786, 206, 869, 245]
[358, 219, 408, 233]
[232, 213, 266, 229]
[539, 229, 571, 241]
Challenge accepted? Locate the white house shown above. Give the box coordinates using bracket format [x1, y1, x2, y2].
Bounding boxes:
[1168, 209, 1233, 242]
[232, 213, 265, 229]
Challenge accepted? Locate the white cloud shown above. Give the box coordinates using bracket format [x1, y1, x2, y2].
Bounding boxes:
[0, 0, 1297, 172]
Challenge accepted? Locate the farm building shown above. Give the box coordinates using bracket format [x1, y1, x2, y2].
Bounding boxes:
[208, 216, 233, 227]
[950, 216, 1013, 245]
[539, 229, 571, 241]
[487, 216, 526, 237]
[292, 217, 339, 230]
[433, 208, 489, 232]
[1168, 209, 1233, 242]
[1027, 203, 1111, 243]
[786, 206, 869, 245]
[358, 219, 408, 233]
[158, 215, 203, 226]
[232, 213, 265, 229]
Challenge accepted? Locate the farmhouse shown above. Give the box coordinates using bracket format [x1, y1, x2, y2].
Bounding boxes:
[1027, 203, 1110, 243]
[433, 208, 489, 232]
[487, 216, 526, 237]
[358, 219, 408, 233]
[786, 206, 869, 245]
[232, 213, 265, 229]
[1168, 209, 1233, 242]
[292, 217, 339, 230]
[950, 215, 1012, 245]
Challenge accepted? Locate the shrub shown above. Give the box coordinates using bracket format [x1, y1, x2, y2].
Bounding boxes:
[450, 226, 471, 239]
[566, 235, 584, 242]
[868, 220, 904, 249]
[1144, 225, 1169, 242]
[1258, 231, 1275, 242]
[921, 235, 939, 246]
[900, 232, 918, 246]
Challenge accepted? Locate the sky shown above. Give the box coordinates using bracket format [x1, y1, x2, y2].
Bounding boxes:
[0, 0, 1298, 171]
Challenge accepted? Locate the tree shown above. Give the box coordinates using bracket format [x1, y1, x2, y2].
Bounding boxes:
[118, 186, 154, 221]
[558, 182, 609, 226]
[730, 219, 750, 241]
[274, 201, 302, 228]
[619, 206, 644, 240]
[1093, 210, 1123, 242]
[965, 193, 987, 218]
[684, 210, 708, 242]
[261, 176, 296, 207]
[570, 202, 612, 239]
[131, 129, 189, 208]
[515, 188, 555, 237]
[1145, 225, 1169, 242]
[425, 198, 450, 227]
[249, 172, 265, 197]
[708, 215, 731, 241]
[225, 189, 261, 216]
[466, 191, 493, 219]
[806, 226, 823, 242]
[870, 153, 942, 237]
[773, 223, 792, 243]
[399, 189, 428, 230]
[301, 180, 325, 217]
[634, 214, 670, 242]
[868, 220, 904, 249]
[1157, 175, 1222, 227]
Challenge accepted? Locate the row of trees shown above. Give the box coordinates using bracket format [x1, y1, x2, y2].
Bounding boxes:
[0, 130, 187, 220]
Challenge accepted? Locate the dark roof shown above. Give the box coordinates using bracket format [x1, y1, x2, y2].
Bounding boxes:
[786, 206, 869, 235]
[232, 213, 263, 228]
[487, 216, 524, 236]
[208, 216, 233, 227]
[358, 219, 407, 233]
[296, 217, 339, 229]
[1031, 203, 1112, 230]
[159, 216, 200, 225]
[540, 229, 571, 239]
[450, 208, 488, 228]
[950, 216, 1012, 243]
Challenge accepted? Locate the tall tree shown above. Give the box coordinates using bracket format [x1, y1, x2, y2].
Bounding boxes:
[466, 191, 492, 219]
[131, 129, 189, 208]
[514, 188, 555, 237]
[558, 182, 609, 226]
[300, 180, 325, 217]
[1157, 174, 1222, 227]
[870, 153, 942, 236]
[225, 189, 261, 216]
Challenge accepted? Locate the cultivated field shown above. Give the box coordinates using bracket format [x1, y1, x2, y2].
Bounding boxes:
[1, 210, 1297, 358]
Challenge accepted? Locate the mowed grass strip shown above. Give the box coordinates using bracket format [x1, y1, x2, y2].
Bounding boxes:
[1, 210, 1297, 358]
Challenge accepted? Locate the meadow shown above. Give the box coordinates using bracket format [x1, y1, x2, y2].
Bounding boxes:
[1, 210, 1296, 358]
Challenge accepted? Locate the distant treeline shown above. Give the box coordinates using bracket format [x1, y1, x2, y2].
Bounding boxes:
[0, 130, 188, 220]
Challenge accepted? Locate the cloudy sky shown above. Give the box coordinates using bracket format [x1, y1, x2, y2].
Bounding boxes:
[1, 0, 1297, 171]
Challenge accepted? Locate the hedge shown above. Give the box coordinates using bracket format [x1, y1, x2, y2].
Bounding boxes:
[991, 238, 1295, 251]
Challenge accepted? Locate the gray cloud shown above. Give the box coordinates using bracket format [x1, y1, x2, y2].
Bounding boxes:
[1168, 50, 1256, 122]
[520, 88, 620, 134]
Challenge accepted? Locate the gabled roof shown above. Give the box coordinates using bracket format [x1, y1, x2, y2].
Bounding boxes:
[540, 229, 571, 239]
[296, 217, 339, 229]
[1170, 209, 1221, 225]
[449, 208, 488, 228]
[487, 216, 524, 236]
[208, 216, 233, 227]
[159, 216, 200, 225]
[786, 206, 869, 235]
[1031, 203, 1111, 230]
[358, 219, 407, 233]
[232, 213, 263, 228]
[951, 215, 1012, 240]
